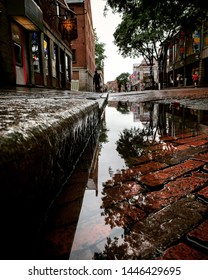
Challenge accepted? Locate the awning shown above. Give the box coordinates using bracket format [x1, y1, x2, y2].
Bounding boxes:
[6, 0, 43, 31]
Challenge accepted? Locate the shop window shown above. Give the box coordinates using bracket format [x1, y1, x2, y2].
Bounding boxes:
[52, 44, 58, 78]
[32, 32, 40, 72]
[13, 42, 22, 66]
[65, 55, 69, 81]
[65, 55, 72, 81]
[44, 36, 49, 75]
[192, 31, 200, 53]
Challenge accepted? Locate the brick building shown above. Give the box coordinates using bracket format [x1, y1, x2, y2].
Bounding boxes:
[0, 0, 77, 89]
[67, 0, 95, 92]
[129, 60, 158, 91]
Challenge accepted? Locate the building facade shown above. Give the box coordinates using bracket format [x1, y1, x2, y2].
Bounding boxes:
[67, 0, 95, 92]
[129, 59, 158, 91]
[165, 20, 208, 87]
[0, 0, 77, 89]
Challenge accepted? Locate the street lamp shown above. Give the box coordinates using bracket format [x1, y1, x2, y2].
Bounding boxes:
[60, 18, 78, 40]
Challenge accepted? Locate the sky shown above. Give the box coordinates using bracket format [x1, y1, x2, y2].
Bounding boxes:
[91, 0, 142, 83]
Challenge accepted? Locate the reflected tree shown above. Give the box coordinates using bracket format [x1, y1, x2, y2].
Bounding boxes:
[116, 127, 147, 158]
[93, 237, 130, 260]
[117, 101, 130, 114]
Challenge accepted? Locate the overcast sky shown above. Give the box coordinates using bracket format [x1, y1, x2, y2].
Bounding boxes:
[91, 0, 142, 83]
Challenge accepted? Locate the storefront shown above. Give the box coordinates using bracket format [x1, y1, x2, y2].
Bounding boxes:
[3, 0, 73, 89]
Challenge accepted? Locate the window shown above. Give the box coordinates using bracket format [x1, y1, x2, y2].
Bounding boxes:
[32, 32, 40, 72]
[65, 55, 69, 81]
[72, 49, 76, 63]
[44, 36, 49, 75]
[53, 44, 58, 78]
[192, 31, 200, 53]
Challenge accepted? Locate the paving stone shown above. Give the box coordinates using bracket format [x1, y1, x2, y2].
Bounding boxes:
[186, 139, 208, 147]
[129, 161, 168, 176]
[172, 134, 208, 145]
[187, 219, 208, 244]
[158, 242, 208, 260]
[157, 146, 208, 165]
[192, 152, 208, 162]
[123, 197, 208, 259]
[140, 159, 205, 187]
[161, 132, 205, 143]
[197, 186, 208, 202]
[136, 172, 208, 211]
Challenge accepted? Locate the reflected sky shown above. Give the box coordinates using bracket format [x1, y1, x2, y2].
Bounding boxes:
[69, 105, 144, 259]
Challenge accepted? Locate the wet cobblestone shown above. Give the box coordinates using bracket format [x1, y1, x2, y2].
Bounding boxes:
[140, 159, 205, 187]
[100, 90, 208, 259]
[158, 243, 208, 260]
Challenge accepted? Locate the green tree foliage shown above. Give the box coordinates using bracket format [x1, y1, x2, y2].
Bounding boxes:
[105, 0, 208, 57]
[94, 29, 106, 70]
[116, 72, 130, 86]
[105, 0, 208, 26]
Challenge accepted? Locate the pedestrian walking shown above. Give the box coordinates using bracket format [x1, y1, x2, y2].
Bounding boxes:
[192, 72, 199, 87]
[93, 70, 101, 92]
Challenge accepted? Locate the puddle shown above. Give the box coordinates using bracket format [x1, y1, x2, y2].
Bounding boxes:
[37, 98, 208, 260]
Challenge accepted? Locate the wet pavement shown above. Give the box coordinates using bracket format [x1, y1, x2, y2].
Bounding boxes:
[1, 86, 208, 259]
[96, 88, 208, 260]
[68, 87, 208, 260]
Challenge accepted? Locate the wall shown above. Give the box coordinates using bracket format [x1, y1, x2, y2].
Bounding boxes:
[68, 0, 95, 91]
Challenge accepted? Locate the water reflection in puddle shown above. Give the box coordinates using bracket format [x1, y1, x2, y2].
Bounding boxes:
[38, 100, 208, 260]
[69, 104, 144, 259]
[69, 99, 208, 260]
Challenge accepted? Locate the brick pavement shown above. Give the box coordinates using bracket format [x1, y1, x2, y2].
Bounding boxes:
[102, 115, 208, 259]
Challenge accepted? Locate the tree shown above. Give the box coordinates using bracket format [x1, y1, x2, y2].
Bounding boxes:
[105, 0, 208, 87]
[105, 0, 208, 25]
[116, 72, 129, 86]
[94, 29, 106, 70]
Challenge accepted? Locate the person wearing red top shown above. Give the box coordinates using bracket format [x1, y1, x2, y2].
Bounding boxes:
[192, 72, 199, 87]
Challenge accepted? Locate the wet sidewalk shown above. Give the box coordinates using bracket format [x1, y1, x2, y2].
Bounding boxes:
[99, 87, 208, 260]
[1, 86, 208, 259]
